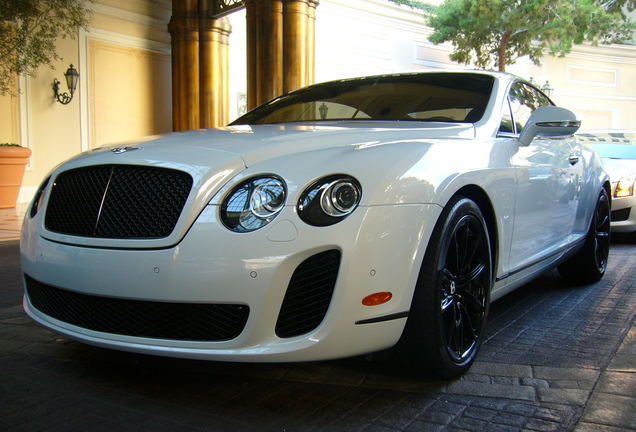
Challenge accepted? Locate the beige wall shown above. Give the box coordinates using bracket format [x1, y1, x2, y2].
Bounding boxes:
[22, 37, 83, 190]
[88, 40, 171, 148]
[542, 44, 636, 130]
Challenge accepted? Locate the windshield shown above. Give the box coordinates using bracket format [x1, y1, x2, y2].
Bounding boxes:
[231, 73, 494, 125]
[578, 132, 636, 160]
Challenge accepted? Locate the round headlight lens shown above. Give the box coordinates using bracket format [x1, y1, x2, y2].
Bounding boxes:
[249, 179, 286, 217]
[321, 180, 361, 216]
[221, 176, 286, 232]
[298, 175, 362, 226]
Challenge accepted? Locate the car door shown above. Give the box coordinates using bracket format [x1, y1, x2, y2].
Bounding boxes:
[503, 82, 581, 271]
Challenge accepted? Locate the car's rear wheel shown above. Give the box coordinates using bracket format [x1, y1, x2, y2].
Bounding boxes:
[558, 188, 610, 284]
[400, 196, 492, 379]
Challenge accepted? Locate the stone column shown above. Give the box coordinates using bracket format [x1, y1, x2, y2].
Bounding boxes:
[258, 0, 284, 106]
[306, 0, 318, 85]
[200, 10, 231, 128]
[246, 0, 284, 109]
[245, 0, 260, 110]
[168, 0, 200, 131]
[282, 0, 308, 93]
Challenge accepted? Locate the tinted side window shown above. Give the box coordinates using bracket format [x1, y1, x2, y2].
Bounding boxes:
[508, 83, 553, 133]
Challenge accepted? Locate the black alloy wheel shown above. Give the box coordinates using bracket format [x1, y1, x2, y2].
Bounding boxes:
[592, 191, 610, 274]
[558, 188, 611, 283]
[439, 213, 491, 363]
[399, 196, 492, 379]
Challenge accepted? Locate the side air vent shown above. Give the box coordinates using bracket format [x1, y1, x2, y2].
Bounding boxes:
[275, 250, 341, 338]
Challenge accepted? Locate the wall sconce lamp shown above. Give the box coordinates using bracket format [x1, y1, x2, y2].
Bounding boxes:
[53, 64, 79, 105]
[318, 102, 328, 120]
[541, 80, 553, 97]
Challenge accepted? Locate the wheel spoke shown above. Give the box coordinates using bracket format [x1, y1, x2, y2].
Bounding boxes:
[459, 301, 478, 341]
[443, 268, 458, 282]
[441, 294, 454, 311]
[453, 230, 461, 272]
[454, 303, 464, 356]
[466, 262, 486, 283]
[465, 230, 482, 269]
[445, 305, 458, 354]
[457, 289, 485, 315]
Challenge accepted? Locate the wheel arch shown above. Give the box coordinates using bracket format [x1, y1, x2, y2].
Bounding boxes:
[603, 180, 611, 210]
[449, 185, 499, 280]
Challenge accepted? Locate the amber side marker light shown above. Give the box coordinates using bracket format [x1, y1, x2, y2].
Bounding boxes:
[362, 292, 393, 306]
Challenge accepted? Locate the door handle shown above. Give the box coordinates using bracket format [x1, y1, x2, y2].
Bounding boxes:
[568, 155, 579, 165]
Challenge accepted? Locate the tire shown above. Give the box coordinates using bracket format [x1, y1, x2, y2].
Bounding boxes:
[558, 188, 610, 284]
[399, 196, 493, 379]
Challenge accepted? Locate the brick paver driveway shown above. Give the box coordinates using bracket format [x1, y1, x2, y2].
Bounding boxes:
[1, 238, 634, 432]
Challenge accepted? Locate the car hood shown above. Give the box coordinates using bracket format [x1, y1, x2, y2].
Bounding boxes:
[94, 121, 474, 165]
[41, 122, 474, 248]
[602, 157, 636, 181]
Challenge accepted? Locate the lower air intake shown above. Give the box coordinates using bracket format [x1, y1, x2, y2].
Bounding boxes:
[275, 249, 341, 338]
[25, 275, 249, 341]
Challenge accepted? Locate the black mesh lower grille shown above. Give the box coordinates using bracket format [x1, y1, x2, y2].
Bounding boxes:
[275, 250, 341, 338]
[45, 165, 193, 238]
[25, 275, 249, 341]
[611, 207, 631, 222]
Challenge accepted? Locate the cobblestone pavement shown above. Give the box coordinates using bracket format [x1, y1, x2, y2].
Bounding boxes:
[1, 238, 634, 432]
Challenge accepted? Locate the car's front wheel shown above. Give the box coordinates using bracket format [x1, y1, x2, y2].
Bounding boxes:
[558, 188, 610, 284]
[400, 196, 492, 379]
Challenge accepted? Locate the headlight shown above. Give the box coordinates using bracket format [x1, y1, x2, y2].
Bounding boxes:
[298, 175, 362, 226]
[29, 176, 51, 218]
[221, 175, 286, 232]
[614, 176, 634, 198]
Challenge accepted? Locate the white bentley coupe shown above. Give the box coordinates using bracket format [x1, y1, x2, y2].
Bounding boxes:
[21, 71, 610, 378]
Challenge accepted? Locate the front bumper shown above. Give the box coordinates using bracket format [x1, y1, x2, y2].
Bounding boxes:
[610, 195, 636, 233]
[21, 203, 440, 362]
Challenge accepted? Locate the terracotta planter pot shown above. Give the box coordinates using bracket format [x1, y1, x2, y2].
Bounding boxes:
[0, 146, 32, 209]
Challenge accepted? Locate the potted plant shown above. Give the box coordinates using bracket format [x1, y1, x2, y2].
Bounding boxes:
[0, 143, 32, 208]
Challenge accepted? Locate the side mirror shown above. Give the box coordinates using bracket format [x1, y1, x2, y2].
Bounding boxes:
[518, 106, 581, 146]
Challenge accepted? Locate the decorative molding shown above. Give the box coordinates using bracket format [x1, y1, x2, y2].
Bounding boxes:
[573, 105, 619, 129]
[79, 27, 172, 152]
[91, 3, 170, 31]
[565, 43, 636, 65]
[557, 92, 636, 102]
[566, 64, 618, 88]
[18, 75, 33, 170]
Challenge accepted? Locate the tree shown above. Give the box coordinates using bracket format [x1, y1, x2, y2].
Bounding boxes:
[425, 0, 635, 72]
[0, 0, 91, 95]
